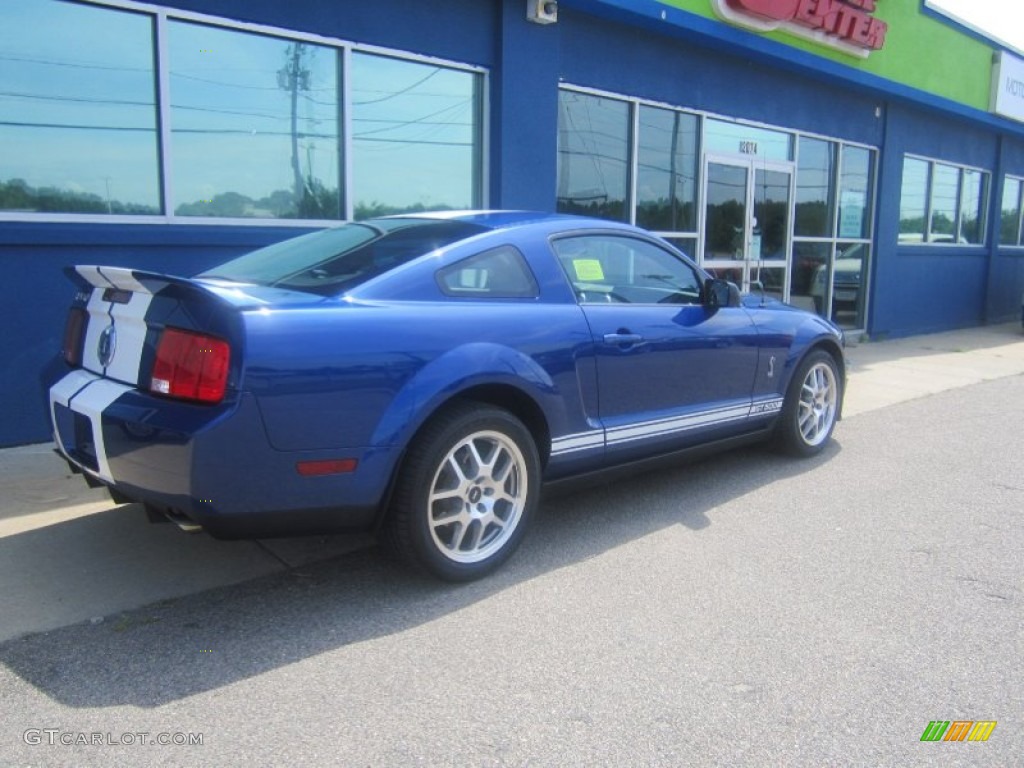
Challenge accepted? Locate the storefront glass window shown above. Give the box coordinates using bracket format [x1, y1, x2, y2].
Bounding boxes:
[704, 119, 791, 161]
[557, 91, 631, 221]
[838, 145, 872, 240]
[959, 169, 986, 244]
[636, 106, 698, 232]
[666, 237, 699, 260]
[898, 157, 929, 242]
[795, 137, 835, 238]
[351, 53, 481, 218]
[1000, 176, 1023, 246]
[929, 164, 959, 241]
[834, 242, 870, 326]
[0, 0, 161, 214]
[169, 22, 341, 219]
[2, 0, 484, 222]
[789, 241, 831, 317]
[900, 155, 989, 245]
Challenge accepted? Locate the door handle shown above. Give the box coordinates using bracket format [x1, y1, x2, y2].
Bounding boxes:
[603, 332, 644, 345]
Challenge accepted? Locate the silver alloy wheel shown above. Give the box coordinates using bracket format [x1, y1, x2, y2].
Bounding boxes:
[427, 429, 528, 564]
[797, 361, 838, 447]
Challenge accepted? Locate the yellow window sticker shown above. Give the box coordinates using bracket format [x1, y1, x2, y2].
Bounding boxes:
[573, 259, 604, 282]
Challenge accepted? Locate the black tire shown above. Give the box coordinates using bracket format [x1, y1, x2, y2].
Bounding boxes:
[384, 402, 540, 581]
[773, 349, 841, 457]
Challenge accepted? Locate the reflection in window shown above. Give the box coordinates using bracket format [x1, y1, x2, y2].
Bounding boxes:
[666, 237, 698, 261]
[635, 106, 698, 232]
[789, 242, 831, 317]
[959, 169, 985, 244]
[556, 92, 631, 221]
[351, 54, 481, 218]
[834, 242, 869, 328]
[1000, 176, 1024, 247]
[839, 145, 872, 240]
[899, 155, 990, 245]
[0, 0, 161, 214]
[754, 168, 791, 261]
[795, 138, 835, 238]
[704, 119, 791, 161]
[169, 22, 340, 219]
[898, 157, 929, 242]
[930, 164, 959, 240]
[703, 162, 747, 262]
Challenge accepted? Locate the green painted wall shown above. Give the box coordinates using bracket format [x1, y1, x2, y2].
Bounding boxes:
[657, 1, 994, 110]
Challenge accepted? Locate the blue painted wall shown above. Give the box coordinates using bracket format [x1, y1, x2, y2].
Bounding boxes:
[990, 136, 1024, 322]
[871, 103, 1000, 338]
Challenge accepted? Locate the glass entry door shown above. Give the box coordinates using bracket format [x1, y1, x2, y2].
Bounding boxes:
[702, 155, 794, 298]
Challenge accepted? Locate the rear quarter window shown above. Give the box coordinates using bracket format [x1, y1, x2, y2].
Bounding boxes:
[436, 245, 539, 298]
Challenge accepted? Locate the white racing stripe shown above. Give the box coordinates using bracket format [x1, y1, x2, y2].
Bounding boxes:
[74, 267, 156, 386]
[550, 429, 604, 456]
[50, 369, 133, 483]
[74, 265, 164, 295]
[606, 403, 752, 446]
[80, 286, 112, 376]
[551, 396, 786, 455]
[104, 290, 154, 385]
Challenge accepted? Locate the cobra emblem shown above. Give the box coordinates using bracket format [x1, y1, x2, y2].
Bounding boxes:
[98, 324, 117, 367]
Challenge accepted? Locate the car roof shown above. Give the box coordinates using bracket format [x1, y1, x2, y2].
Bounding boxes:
[377, 209, 633, 232]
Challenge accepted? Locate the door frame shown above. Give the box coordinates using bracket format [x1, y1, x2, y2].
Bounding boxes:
[699, 153, 796, 297]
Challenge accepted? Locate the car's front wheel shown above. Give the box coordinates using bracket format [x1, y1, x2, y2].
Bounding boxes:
[385, 402, 540, 581]
[774, 349, 841, 457]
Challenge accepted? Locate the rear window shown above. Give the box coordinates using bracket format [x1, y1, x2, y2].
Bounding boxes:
[198, 218, 486, 296]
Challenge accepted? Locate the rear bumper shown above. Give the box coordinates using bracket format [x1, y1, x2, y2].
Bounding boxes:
[48, 367, 394, 537]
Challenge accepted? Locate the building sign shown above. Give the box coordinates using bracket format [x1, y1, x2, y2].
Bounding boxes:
[712, 0, 888, 59]
[992, 51, 1024, 125]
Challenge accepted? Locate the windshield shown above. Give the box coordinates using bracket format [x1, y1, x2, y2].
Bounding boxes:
[197, 218, 487, 296]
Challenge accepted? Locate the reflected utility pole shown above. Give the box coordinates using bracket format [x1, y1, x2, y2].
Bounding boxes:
[278, 45, 310, 206]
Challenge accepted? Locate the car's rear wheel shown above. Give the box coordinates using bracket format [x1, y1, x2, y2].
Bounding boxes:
[385, 402, 540, 581]
[774, 349, 841, 457]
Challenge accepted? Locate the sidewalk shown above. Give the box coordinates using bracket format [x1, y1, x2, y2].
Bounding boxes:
[2, 321, 1022, 642]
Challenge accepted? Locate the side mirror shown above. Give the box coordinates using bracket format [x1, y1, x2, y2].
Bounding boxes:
[704, 278, 740, 309]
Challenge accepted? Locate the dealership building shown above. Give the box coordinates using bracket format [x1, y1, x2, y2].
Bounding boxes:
[3, 0, 1024, 446]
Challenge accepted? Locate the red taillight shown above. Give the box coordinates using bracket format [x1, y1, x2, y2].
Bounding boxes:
[62, 307, 87, 367]
[150, 328, 230, 404]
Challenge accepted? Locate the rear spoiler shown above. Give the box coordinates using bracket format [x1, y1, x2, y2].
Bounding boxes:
[66, 265, 192, 296]
[63, 265, 248, 307]
[65, 265, 322, 309]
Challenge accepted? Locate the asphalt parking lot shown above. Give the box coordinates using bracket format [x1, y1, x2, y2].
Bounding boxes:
[0, 323, 1022, 766]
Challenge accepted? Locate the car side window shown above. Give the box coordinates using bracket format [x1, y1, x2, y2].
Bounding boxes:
[436, 245, 539, 298]
[552, 235, 703, 305]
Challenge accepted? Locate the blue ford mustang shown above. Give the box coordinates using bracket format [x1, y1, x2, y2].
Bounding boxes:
[46, 211, 844, 580]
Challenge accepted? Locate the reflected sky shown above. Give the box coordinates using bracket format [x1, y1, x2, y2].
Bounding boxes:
[556, 91, 630, 220]
[169, 21, 340, 217]
[0, 0, 482, 218]
[0, 0, 160, 211]
[351, 53, 479, 215]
